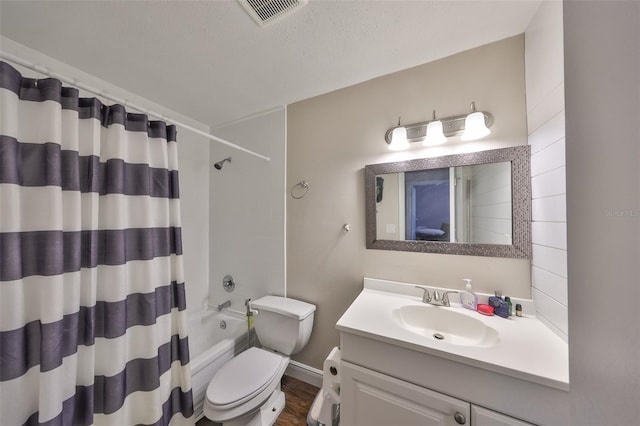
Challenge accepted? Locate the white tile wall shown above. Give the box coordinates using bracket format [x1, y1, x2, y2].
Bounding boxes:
[532, 244, 567, 278]
[531, 166, 566, 199]
[526, 83, 566, 134]
[528, 111, 565, 154]
[532, 288, 568, 337]
[532, 266, 568, 305]
[532, 194, 566, 222]
[525, 1, 568, 341]
[531, 138, 566, 177]
[532, 222, 567, 250]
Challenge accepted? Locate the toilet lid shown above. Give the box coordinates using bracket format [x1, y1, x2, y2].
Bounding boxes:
[206, 347, 287, 409]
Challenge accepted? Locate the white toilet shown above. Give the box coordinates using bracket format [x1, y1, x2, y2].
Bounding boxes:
[204, 295, 316, 426]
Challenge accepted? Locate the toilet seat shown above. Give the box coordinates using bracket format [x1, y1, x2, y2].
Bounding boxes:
[205, 347, 289, 422]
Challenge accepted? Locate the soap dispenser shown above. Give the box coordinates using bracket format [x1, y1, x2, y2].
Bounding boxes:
[459, 278, 478, 310]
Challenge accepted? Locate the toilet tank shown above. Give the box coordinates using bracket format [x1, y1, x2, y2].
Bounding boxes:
[251, 296, 316, 355]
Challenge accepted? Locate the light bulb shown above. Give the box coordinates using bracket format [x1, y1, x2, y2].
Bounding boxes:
[388, 118, 409, 150]
[424, 120, 447, 146]
[461, 102, 490, 141]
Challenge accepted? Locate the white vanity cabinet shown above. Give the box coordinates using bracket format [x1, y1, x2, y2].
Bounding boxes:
[471, 406, 534, 426]
[336, 279, 570, 425]
[342, 360, 534, 426]
[342, 361, 470, 426]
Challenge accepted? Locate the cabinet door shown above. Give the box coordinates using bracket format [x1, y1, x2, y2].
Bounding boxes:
[471, 405, 535, 426]
[342, 361, 470, 426]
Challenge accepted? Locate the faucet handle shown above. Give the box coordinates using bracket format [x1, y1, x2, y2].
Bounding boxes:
[414, 286, 432, 303]
[441, 290, 459, 307]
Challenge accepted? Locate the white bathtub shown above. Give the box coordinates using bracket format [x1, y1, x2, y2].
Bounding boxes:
[188, 311, 249, 420]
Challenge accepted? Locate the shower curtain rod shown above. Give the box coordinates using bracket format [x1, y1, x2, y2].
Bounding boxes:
[0, 51, 271, 162]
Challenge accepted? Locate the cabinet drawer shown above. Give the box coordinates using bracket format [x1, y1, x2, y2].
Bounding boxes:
[342, 361, 470, 426]
[472, 405, 536, 426]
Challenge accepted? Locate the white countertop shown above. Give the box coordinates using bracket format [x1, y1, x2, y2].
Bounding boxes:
[336, 278, 569, 391]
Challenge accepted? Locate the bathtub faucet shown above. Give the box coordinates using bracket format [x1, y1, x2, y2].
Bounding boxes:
[217, 300, 232, 311]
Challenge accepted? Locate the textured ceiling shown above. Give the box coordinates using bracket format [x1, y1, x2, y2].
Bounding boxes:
[0, 0, 542, 128]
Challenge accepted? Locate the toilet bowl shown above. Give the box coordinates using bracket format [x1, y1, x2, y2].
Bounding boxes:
[204, 296, 316, 426]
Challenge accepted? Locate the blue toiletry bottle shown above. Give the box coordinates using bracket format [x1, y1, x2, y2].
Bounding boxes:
[489, 291, 510, 318]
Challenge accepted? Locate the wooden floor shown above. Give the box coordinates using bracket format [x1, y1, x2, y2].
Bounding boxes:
[276, 375, 319, 426]
[196, 375, 319, 426]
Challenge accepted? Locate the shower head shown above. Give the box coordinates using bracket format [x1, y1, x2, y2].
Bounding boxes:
[213, 157, 232, 170]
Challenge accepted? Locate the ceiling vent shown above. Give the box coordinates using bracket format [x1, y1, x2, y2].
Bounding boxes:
[239, 0, 308, 27]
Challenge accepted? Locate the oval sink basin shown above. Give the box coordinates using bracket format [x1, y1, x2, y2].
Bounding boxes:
[392, 305, 499, 347]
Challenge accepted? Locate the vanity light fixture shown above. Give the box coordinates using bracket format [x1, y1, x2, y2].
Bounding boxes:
[461, 101, 491, 141]
[423, 110, 447, 146]
[387, 117, 410, 151]
[384, 102, 493, 150]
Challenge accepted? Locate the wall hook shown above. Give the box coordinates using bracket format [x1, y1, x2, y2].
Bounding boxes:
[343, 224, 351, 232]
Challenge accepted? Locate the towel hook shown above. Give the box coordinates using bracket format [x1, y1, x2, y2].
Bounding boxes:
[291, 180, 309, 199]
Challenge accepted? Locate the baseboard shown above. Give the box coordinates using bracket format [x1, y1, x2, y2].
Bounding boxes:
[285, 360, 323, 388]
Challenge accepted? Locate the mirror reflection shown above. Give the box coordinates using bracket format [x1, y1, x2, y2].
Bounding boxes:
[364, 146, 531, 258]
[375, 162, 512, 245]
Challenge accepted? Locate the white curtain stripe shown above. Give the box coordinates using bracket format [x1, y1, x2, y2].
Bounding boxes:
[0, 185, 181, 220]
[94, 256, 184, 303]
[2, 365, 41, 425]
[94, 313, 185, 377]
[0, 88, 19, 137]
[19, 100, 63, 145]
[0, 271, 84, 331]
[0, 255, 185, 331]
[3, 351, 85, 425]
[168, 139, 179, 172]
[0, 61, 193, 425]
[0, 185, 65, 232]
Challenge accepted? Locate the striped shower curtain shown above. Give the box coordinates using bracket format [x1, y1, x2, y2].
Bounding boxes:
[0, 61, 193, 425]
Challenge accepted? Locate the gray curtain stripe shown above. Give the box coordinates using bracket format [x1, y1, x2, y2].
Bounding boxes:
[77, 97, 101, 119]
[0, 310, 90, 381]
[94, 334, 190, 415]
[1, 61, 78, 108]
[0, 137, 63, 187]
[0, 282, 186, 381]
[0, 136, 181, 198]
[95, 280, 187, 338]
[0, 228, 183, 281]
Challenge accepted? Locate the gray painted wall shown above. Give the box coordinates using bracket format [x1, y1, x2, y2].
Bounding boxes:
[564, 1, 640, 423]
[287, 35, 531, 370]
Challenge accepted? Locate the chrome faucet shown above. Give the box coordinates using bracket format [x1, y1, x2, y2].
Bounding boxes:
[217, 300, 232, 311]
[414, 286, 459, 307]
[415, 286, 432, 303]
